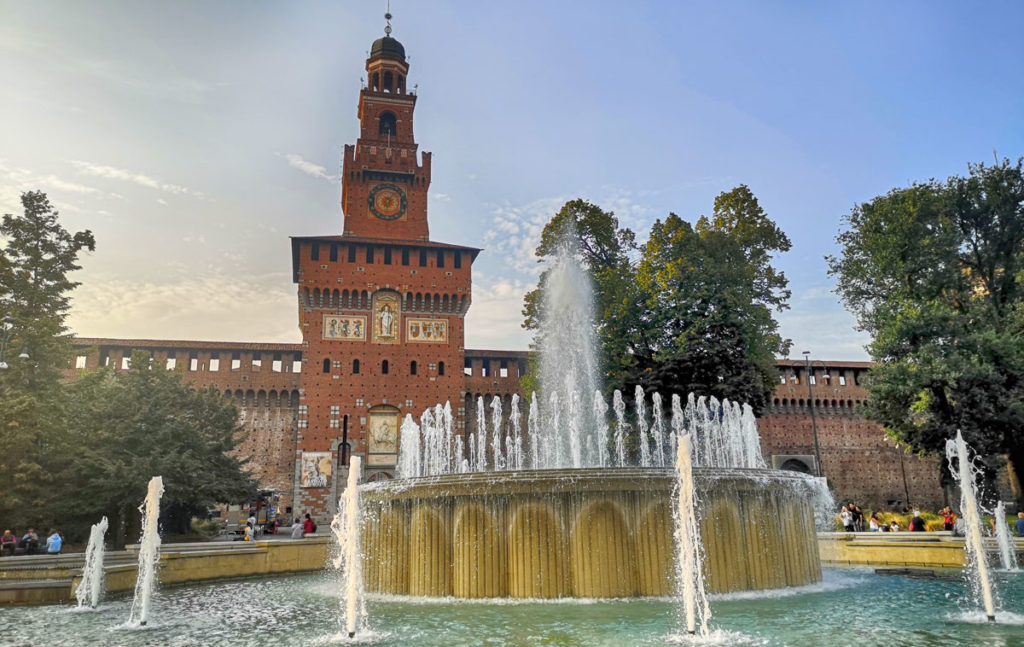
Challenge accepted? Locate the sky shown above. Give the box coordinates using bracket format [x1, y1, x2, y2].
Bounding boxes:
[1, 2, 1022, 361]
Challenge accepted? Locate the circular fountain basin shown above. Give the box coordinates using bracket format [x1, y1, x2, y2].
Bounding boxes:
[360, 467, 821, 599]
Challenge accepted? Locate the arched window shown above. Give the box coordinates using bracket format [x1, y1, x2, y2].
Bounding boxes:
[322, 358, 330, 374]
[352, 359, 360, 374]
[780, 458, 812, 474]
[379, 111, 397, 136]
[410, 360, 417, 375]
[382, 359, 389, 374]
[438, 361, 445, 376]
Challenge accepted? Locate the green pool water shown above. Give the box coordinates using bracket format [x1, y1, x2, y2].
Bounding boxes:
[2, 569, 1022, 646]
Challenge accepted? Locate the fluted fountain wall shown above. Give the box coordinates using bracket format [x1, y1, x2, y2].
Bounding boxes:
[361, 468, 821, 598]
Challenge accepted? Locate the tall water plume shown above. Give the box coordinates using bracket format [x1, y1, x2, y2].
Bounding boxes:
[673, 435, 711, 636]
[993, 501, 1018, 571]
[397, 414, 420, 479]
[537, 232, 601, 466]
[636, 385, 651, 467]
[946, 431, 998, 622]
[331, 456, 365, 638]
[128, 476, 163, 627]
[613, 389, 627, 467]
[76, 516, 108, 609]
[509, 393, 523, 470]
[491, 396, 505, 471]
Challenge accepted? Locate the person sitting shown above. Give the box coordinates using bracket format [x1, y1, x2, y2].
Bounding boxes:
[242, 522, 254, 542]
[909, 511, 926, 532]
[19, 528, 39, 555]
[889, 521, 900, 532]
[869, 513, 882, 532]
[303, 514, 316, 535]
[291, 518, 304, 539]
[45, 529, 63, 554]
[0, 530, 17, 556]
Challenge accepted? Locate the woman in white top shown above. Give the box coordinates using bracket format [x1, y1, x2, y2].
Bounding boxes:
[291, 518, 304, 539]
[840, 507, 853, 531]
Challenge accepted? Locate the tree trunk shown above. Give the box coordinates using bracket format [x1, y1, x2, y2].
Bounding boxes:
[112, 504, 126, 551]
[1006, 438, 1024, 509]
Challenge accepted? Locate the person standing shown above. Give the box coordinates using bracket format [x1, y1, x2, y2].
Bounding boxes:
[942, 507, 956, 531]
[1016, 512, 1024, 537]
[45, 529, 62, 554]
[840, 507, 854, 532]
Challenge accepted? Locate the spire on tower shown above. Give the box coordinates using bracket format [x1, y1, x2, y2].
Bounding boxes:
[384, 2, 393, 37]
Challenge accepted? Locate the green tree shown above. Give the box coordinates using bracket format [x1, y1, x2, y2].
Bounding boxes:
[522, 188, 791, 414]
[521, 199, 644, 391]
[828, 158, 1024, 501]
[0, 191, 94, 524]
[58, 351, 255, 547]
[635, 186, 792, 410]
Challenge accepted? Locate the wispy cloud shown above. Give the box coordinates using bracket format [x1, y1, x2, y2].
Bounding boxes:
[483, 195, 568, 276]
[68, 270, 299, 343]
[70, 160, 203, 197]
[279, 153, 337, 182]
[464, 277, 533, 350]
[0, 161, 123, 216]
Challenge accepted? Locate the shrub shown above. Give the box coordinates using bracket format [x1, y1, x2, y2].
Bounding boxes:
[190, 517, 222, 538]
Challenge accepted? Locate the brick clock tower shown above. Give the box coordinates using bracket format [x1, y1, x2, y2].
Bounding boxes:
[290, 17, 479, 519]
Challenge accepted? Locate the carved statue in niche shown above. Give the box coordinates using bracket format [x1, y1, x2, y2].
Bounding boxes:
[372, 292, 400, 344]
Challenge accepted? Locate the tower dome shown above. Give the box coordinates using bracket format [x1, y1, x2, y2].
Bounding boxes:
[369, 36, 405, 61]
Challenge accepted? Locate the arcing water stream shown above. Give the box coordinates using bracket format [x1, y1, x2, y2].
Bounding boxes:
[946, 431, 997, 622]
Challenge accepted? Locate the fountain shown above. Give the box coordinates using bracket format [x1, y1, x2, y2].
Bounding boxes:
[994, 501, 1019, 571]
[128, 476, 164, 627]
[362, 237, 822, 599]
[946, 431, 997, 622]
[673, 435, 711, 636]
[331, 456, 365, 638]
[75, 516, 109, 609]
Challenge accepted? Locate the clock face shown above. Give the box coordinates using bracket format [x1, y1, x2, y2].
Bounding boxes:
[368, 184, 407, 220]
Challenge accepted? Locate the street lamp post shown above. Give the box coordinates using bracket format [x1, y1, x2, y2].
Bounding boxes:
[802, 351, 828, 478]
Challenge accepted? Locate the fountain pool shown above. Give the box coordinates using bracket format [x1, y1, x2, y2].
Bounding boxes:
[3, 569, 1022, 646]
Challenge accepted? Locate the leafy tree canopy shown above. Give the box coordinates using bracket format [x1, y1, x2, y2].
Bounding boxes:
[523, 187, 791, 414]
[58, 352, 255, 545]
[828, 158, 1024, 499]
[0, 192, 93, 523]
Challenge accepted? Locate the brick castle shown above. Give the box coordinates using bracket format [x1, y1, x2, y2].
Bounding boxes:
[65, 25, 946, 519]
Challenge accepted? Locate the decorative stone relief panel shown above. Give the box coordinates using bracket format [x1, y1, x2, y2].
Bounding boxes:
[406, 318, 448, 343]
[322, 314, 366, 341]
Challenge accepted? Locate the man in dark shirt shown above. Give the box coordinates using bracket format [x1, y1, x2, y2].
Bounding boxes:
[1015, 512, 1024, 537]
